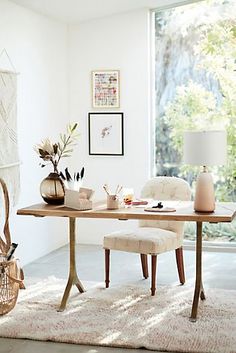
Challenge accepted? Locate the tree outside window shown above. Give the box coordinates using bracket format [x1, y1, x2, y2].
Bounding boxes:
[155, 0, 236, 242]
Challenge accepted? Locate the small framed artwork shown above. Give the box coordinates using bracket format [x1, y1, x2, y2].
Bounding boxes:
[88, 112, 124, 156]
[92, 70, 120, 108]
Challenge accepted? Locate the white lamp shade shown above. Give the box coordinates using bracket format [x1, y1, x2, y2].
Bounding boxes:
[183, 130, 227, 166]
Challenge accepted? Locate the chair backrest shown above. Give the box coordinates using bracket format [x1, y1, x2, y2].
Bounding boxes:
[139, 176, 191, 237]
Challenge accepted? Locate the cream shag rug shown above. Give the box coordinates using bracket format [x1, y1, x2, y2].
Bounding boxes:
[0, 277, 235, 353]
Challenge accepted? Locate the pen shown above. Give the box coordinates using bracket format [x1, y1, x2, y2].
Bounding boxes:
[103, 184, 110, 195]
[117, 185, 123, 195]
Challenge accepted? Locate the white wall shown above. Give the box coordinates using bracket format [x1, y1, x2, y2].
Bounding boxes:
[0, 2, 152, 263]
[0, 0, 69, 265]
[68, 9, 151, 244]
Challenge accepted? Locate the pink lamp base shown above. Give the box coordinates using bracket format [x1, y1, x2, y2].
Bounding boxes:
[194, 171, 215, 213]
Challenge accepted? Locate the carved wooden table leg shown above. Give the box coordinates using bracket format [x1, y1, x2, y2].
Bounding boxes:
[190, 221, 206, 322]
[58, 217, 85, 312]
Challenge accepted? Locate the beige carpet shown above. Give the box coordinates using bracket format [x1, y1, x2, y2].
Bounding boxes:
[0, 277, 235, 353]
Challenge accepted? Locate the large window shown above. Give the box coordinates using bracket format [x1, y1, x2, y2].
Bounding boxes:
[154, 0, 236, 243]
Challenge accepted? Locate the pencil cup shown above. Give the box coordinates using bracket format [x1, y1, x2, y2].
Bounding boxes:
[107, 195, 119, 210]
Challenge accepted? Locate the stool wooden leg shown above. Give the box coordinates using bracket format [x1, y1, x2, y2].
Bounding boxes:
[151, 255, 157, 296]
[105, 249, 110, 288]
[140, 254, 149, 279]
[175, 247, 185, 285]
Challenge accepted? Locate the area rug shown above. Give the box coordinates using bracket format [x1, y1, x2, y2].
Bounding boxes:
[0, 277, 235, 353]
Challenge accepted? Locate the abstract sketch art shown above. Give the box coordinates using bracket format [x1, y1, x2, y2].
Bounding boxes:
[88, 112, 124, 156]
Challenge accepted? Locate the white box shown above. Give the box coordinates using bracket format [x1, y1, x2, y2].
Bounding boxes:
[64, 189, 93, 210]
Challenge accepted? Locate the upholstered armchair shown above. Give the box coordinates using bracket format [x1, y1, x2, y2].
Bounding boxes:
[103, 176, 191, 296]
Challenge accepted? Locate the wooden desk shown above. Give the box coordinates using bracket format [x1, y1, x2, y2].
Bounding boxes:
[17, 201, 236, 321]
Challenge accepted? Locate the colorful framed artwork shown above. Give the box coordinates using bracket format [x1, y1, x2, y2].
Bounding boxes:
[88, 112, 124, 156]
[92, 70, 120, 108]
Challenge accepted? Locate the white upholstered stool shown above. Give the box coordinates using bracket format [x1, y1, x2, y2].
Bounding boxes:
[103, 176, 191, 296]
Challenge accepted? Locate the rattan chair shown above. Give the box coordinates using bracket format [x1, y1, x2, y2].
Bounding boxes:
[0, 178, 25, 289]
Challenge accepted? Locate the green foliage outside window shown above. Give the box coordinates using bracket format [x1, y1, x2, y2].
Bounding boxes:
[155, 0, 236, 241]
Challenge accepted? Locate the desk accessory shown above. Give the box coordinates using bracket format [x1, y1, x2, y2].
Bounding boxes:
[60, 167, 85, 191]
[35, 123, 80, 205]
[183, 130, 227, 212]
[144, 207, 176, 212]
[103, 184, 122, 209]
[152, 202, 164, 209]
[64, 187, 94, 210]
[122, 187, 134, 206]
[107, 195, 119, 210]
[131, 200, 148, 206]
[40, 173, 64, 205]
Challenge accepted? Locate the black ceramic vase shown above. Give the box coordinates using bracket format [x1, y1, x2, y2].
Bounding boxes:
[40, 173, 65, 205]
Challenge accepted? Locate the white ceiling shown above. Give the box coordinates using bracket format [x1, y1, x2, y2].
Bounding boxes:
[9, 0, 184, 24]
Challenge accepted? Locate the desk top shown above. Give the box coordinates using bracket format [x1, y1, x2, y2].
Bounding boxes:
[17, 201, 236, 223]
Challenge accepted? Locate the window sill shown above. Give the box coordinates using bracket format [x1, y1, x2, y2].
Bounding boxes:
[183, 240, 236, 253]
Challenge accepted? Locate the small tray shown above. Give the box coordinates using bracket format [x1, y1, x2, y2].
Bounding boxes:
[144, 207, 176, 212]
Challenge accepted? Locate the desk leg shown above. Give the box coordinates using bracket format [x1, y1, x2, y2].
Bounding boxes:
[58, 217, 85, 312]
[190, 221, 206, 322]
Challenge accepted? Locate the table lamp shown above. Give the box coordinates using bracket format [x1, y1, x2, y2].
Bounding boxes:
[183, 130, 227, 213]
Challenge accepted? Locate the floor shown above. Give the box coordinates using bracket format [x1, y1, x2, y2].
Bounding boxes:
[0, 244, 236, 353]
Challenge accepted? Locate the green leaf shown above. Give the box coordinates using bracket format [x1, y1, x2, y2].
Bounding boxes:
[71, 123, 78, 132]
[59, 133, 64, 140]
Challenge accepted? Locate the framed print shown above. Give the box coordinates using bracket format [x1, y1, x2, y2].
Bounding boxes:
[88, 112, 124, 156]
[92, 70, 120, 108]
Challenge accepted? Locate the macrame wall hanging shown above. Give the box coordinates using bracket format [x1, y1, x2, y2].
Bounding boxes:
[0, 49, 20, 205]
